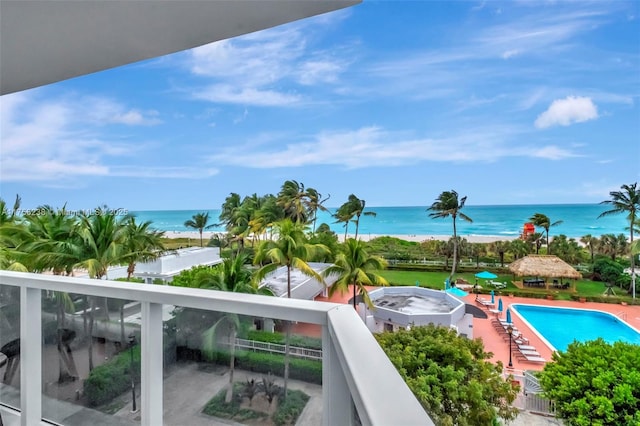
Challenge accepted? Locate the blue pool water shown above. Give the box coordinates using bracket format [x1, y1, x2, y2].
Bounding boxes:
[446, 288, 468, 297]
[511, 304, 640, 352]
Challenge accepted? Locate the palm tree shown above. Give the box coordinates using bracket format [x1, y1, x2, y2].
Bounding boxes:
[580, 234, 598, 264]
[184, 212, 213, 247]
[305, 188, 330, 233]
[508, 239, 531, 260]
[527, 232, 545, 254]
[277, 180, 309, 223]
[350, 196, 376, 240]
[76, 206, 128, 371]
[427, 190, 472, 282]
[123, 216, 166, 280]
[0, 194, 22, 225]
[529, 213, 563, 255]
[197, 253, 273, 403]
[490, 240, 509, 267]
[251, 194, 284, 240]
[323, 238, 388, 310]
[16, 206, 80, 382]
[599, 182, 639, 298]
[253, 219, 329, 400]
[120, 216, 166, 344]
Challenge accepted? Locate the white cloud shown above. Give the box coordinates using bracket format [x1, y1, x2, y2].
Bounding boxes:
[110, 167, 218, 179]
[207, 125, 581, 169]
[84, 97, 161, 126]
[194, 85, 301, 107]
[534, 96, 599, 129]
[502, 49, 521, 59]
[0, 93, 199, 183]
[187, 23, 349, 106]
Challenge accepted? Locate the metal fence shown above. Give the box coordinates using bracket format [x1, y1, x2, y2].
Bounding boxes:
[233, 338, 323, 360]
[508, 370, 557, 417]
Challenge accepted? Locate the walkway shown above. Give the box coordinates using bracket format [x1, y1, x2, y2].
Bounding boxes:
[114, 362, 322, 426]
[464, 293, 640, 372]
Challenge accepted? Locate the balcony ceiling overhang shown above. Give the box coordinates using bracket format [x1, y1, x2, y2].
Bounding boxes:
[0, 0, 360, 95]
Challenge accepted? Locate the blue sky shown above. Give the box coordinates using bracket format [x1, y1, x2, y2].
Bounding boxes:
[1, 1, 639, 211]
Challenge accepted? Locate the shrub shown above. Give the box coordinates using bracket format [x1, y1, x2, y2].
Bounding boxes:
[83, 345, 140, 407]
[203, 350, 322, 384]
[538, 339, 640, 425]
[247, 330, 322, 350]
[272, 389, 310, 426]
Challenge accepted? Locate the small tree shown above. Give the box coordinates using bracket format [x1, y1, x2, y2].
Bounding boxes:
[538, 339, 640, 426]
[376, 324, 519, 425]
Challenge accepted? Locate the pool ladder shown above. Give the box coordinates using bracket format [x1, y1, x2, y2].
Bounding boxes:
[615, 311, 628, 321]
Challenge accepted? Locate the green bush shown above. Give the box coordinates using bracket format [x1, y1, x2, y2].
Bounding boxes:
[247, 330, 322, 350]
[205, 350, 322, 384]
[202, 383, 267, 422]
[273, 389, 310, 426]
[538, 339, 640, 425]
[83, 345, 140, 407]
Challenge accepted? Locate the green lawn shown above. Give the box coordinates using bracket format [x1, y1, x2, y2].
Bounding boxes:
[377, 270, 636, 304]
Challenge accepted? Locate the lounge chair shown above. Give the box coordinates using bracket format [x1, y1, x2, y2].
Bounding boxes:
[517, 344, 538, 351]
[517, 353, 546, 363]
[489, 280, 507, 289]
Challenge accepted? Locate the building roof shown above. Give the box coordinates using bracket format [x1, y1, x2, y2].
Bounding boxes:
[508, 255, 582, 279]
[0, 0, 359, 95]
[259, 262, 337, 300]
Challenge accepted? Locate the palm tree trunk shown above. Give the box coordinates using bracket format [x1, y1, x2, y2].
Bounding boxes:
[120, 302, 126, 348]
[354, 216, 360, 240]
[546, 230, 551, 254]
[450, 218, 458, 281]
[283, 321, 290, 402]
[82, 296, 88, 333]
[353, 283, 357, 310]
[88, 297, 95, 371]
[57, 300, 71, 383]
[199, 230, 203, 247]
[103, 297, 110, 322]
[225, 327, 236, 403]
[630, 228, 635, 299]
[283, 265, 292, 402]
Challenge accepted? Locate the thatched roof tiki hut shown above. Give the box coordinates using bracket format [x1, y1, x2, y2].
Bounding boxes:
[509, 255, 582, 291]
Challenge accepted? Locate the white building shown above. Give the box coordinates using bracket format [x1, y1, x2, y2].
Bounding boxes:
[363, 286, 476, 338]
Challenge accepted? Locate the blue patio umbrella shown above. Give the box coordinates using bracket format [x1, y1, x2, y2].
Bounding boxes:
[475, 271, 498, 280]
[490, 290, 495, 304]
[506, 308, 512, 323]
[498, 298, 503, 313]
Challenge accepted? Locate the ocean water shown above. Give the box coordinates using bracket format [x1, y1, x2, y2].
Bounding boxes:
[130, 204, 629, 239]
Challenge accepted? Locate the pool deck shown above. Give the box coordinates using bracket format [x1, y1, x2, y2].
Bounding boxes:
[461, 293, 640, 372]
[295, 285, 640, 373]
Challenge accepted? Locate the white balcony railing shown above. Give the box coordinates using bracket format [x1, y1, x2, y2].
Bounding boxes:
[0, 270, 432, 426]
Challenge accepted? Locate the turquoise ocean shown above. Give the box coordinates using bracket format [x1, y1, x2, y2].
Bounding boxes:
[130, 204, 628, 239]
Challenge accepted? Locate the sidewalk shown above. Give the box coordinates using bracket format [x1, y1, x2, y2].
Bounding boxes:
[114, 362, 322, 426]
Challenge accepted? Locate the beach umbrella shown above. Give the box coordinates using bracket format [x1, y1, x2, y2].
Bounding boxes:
[490, 290, 495, 304]
[498, 298, 503, 313]
[475, 271, 498, 280]
[506, 308, 512, 323]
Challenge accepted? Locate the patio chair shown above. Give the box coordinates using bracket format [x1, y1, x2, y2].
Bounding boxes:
[516, 352, 546, 363]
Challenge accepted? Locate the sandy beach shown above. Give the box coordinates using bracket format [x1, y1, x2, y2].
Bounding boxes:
[163, 231, 518, 244]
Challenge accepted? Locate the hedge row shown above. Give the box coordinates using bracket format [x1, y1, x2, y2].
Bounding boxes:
[208, 350, 322, 384]
[247, 330, 322, 350]
[83, 345, 140, 407]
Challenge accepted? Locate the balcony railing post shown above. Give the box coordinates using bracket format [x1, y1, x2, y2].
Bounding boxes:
[322, 323, 353, 426]
[20, 287, 42, 426]
[141, 302, 163, 426]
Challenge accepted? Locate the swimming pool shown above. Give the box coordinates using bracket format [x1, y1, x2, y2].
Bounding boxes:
[446, 287, 468, 297]
[510, 304, 640, 352]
